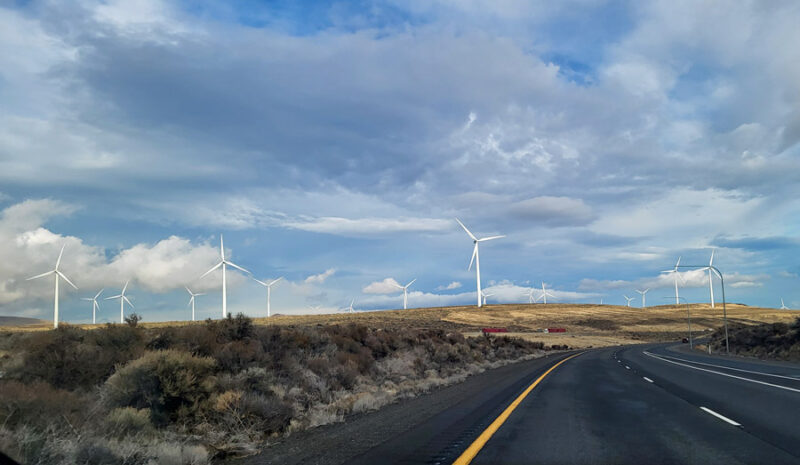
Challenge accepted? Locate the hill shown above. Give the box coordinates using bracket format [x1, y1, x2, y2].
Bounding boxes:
[0, 316, 48, 328]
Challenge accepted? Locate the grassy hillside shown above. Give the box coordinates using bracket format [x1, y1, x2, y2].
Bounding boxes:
[709, 317, 800, 361]
[0, 315, 552, 464]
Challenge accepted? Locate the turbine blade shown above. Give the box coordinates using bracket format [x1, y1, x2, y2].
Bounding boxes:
[95, 288, 104, 299]
[200, 261, 223, 279]
[220, 234, 225, 260]
[675, 256, 681, 268]
[122, 280, 129, 294]
[188, 296, 194, 307]
[709, 249, 715, 266]
[406, 278, 416, 288]
[27, 270, 55, 280]
[226, 261, 251, 274]
[253, 278, 267, 286]
[711, 268, 722, 279]
[57, 271, 78, 290]
[185, 286, 193, 295]
[81, 297, 93, 301]
[478, 235, 505, 242]
[105, 295, 122, 300]
[56, 244, 65, 269]
[455, 218, 477, 241]
[123, 296, 134, 307]
[269, 277, 283, 286]
[468, 243, 477, 270]
[197, 293, 206, 296]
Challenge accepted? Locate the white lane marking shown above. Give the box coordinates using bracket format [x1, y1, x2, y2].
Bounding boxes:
[643, 377, 653, 383]
[700, 407, 741, 426]
[644, 351, 800, 394]
[625, 365, 630, 369]
[657, 352, 800, 381]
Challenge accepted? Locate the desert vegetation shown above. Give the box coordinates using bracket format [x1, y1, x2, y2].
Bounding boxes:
[0, 314, 551, 464]
[709, 316, 800, 361]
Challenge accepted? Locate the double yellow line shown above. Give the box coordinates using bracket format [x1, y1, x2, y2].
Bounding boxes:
[452, 352, 584, 465]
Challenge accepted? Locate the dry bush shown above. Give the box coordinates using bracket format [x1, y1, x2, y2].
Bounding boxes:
[103, 350, 216, 426]
[105, 407, 154, 438]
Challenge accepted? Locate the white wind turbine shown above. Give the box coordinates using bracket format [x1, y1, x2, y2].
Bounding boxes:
[702, 249, 721, 308]
[480, 290, 495, 306]
[27, 244, 78, 329]
[253, 277, 282, 317]
[661, 257, 684, 305]
[185, 287, 205, 322]
[200, 235, 251, 318]
[540, 282, 555, 304]
[623, 295, 635, 307]
[456, 218, 504, 308]
[81, 289, 103, 324]
[636, 288, 650, 308]
[526, 288, 539, 304]
[307, 304, 323, 312]
[393, 278, 416, 310]
[105, 280, 133, 323]
[340, 298, 355, 314]
[780, 298, 789, 310]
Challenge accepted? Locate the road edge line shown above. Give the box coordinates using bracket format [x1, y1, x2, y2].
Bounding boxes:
[451, 351, 584, 465]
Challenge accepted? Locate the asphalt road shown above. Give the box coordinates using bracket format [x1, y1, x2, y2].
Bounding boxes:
[243, 344, 800, 465]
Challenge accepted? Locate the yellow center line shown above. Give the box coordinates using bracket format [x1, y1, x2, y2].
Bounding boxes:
[452, 351, 585, 465]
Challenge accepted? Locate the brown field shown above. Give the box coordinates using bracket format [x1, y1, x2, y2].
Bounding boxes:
[3, 303, 796, 349]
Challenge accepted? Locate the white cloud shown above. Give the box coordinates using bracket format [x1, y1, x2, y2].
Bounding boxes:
[436, 281, 462, 291]
[362, 278, 402, 294]
[304, 268, 336, 284]
[509, 196, 595, 226]
[284, 217, 451, 236]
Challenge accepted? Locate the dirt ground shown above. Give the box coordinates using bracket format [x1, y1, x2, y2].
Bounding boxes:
[3, 303, 795, 347]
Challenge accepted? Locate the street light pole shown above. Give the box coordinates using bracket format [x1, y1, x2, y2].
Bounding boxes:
[673, 264, 728, 355]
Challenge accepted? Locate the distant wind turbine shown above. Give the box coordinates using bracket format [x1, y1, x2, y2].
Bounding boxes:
[623, 295, 635, 307]
[540, 282, 555, 304]
[253, 277, 283, 317]
[702, 249, 721, 308]
[392, 278, 416, 310]
[81, 289, 103, 324]
[105, 280, 133, 323]
[307, 304, 323, 312]
[27, 244, 78, 329]
[456, 219, 504, 308]
[480, 290, 495, 306]
[340, 298, 355, 314]
[185, 287, 205, 321]
[780, 298, 789, 310]
[200, 235, 251, 318]
[636, 288, 650, 308]
[661, 257, 684, 305]
[527, 288, 538, 304]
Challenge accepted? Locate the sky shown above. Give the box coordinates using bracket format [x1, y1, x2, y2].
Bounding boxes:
[1, 0, 799, 323]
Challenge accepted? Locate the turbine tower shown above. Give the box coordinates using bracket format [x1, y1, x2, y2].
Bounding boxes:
[200, 235, 251, 318]
[623, 295, 635, 307]
[105, 280, 133, 323]
[253, 277, 283, 317]
[780, 298, 789, 310]
[456, 219, 504, 308]
[393, 278, 416, 310]
[661, 257, 684, 305]
[185, 287, 205, 321]
[81, 289, 103, 324]
[480, 290, 495, 306]
[27, 244, 78, 329]
[540, 282, 555, 304]
[635, 288, 650, 308]
[702, 249, 721, 308]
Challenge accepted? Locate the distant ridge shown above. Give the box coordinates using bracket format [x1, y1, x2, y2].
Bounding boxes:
[0, 316, 49, 327]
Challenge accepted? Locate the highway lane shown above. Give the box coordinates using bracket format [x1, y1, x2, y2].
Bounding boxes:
[467, 345, 799, 465]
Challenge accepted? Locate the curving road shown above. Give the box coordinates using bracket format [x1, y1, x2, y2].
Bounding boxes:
[243, 343, 800, 465]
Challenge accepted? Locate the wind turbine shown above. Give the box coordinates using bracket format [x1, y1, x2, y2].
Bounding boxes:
[540, 282, 555, 304]
[661, 257, 684, 305]
[480, 290, 495, 306]
[307, 304, 323, 312]
[105, 280, 133, 323]
[253, 277, 283, 317]
[702, 249, 721, 308]
[27, 244, 78, 329]
[456, 218, 504, 308]
[81, 289, 103, 324]
[185, 287, 205, 321]
[199, 235, 251, 318]
[392, 278, 416, 310]
[526, 288, 538, 304]
[635, 288, 650, 308]
[780, 298, 789, 310]
[623, 295, 635, 307]
[340, 298, 355, 314]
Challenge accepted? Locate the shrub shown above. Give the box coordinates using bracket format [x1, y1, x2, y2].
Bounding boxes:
[125, 313, 143, 328]
[103, 350, 217, 426]
[105, 407, 153, 437]
[0, 380, 89, 430]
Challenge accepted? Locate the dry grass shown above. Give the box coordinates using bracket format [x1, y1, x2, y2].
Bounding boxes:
[4, 303, 795, 347]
